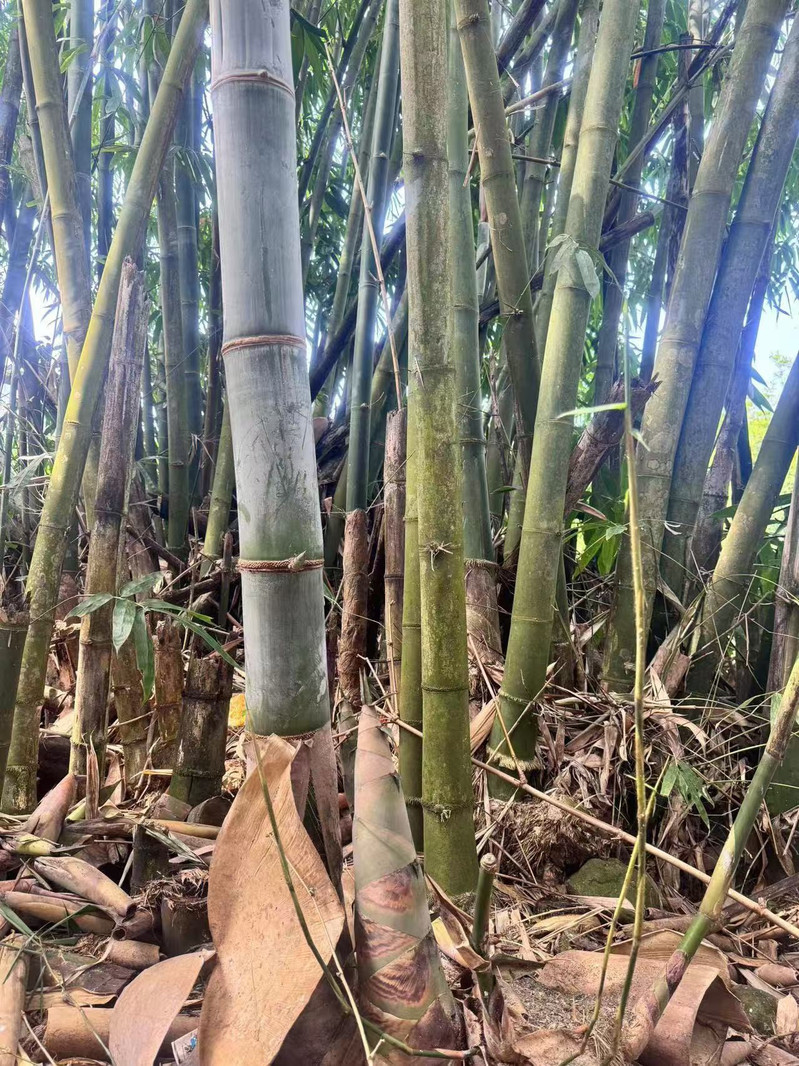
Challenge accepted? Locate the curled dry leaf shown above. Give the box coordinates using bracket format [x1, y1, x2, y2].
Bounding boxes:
[757, 963, 799, 988]
[776, 992, 799, 1035]
[537, 949, 749, 1066]
[108, 948, 213, 1066]
[199, 734, 352, 1065]
[23, 772, 76, 842]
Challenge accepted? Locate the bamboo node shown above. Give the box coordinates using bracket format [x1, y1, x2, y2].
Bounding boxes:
[210, 68, 295, 98]
[485, 746, 540, 772]
[222, 334, 306, 357]
[238, 555, 324, 574]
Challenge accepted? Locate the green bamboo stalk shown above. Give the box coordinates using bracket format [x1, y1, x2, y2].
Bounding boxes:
[156, 166, 190, 558]
[661, 17, 799, 599]
[489, 0, 638, 798]
[67, 0, 93, 259]
[174, 58, 202, 475]
[623, 650, 799, 1060]
[0, 18, 23, 236]
[398, 368, 423, 849]
[96, 0, 115, 280]
[592, 0, 666, 405]
[200, 402, 234, 573]
[686, 352, 799, 695]
[769, 462, 799, 690]
[519, 0, 579, 269]
[209, 0, 341, 877]
[455, 0, 540, 481]
[604, 0, 790, 692]
[346, 0, 400, 514]
[400, 0, 478, 893]
[200, 214, 222, 496]
[0, 189, 35, 385]
[70, 261, 147, 782]
[686, 0, 706, 189]
[4, 0, 207, 814]
[0, 613, 27, 790]
[353, 704, 462, 1051]
[449, 11, 500, 657]
[534, 0, 598, 352]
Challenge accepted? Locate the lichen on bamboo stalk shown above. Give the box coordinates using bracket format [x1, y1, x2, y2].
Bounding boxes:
[4, 0, 207, 814]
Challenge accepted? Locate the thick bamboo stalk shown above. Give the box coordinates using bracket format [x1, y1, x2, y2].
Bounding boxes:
[96, 0, 115, 280]
[153, 619, 183, 768]
[491, 0, 638, 796]
[605, 0, 790, 691]
[209, 0, 341, 878]
[448, 12, 500, 659]
[4, 0, 207, 813]
[623, 651, 799, 1059]
[661, 17, 799, 598]
[110, 637, 149, 787]
[346, 0, 400, 513]
[687, 353, 799, 694]
[169, 655, 233, 806]
[0, 616, 26, 790]
[400, 0, 477, 893]
[592, 0, 666, 405]
[156, 167, 191, 558]
[534, 0, 598, 351]
[0, 939, 27, 1066]
[0, 189, 34, 391]
[455, 0, 539, 481]
[769, 463, 799, 690]
[70, 261, 147, 783]
[0, 20, 23, 237]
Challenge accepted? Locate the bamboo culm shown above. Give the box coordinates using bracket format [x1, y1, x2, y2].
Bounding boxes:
[490, 0, 638, 797]
[399, 0, 478, 892]
[70, 261, 148, 783]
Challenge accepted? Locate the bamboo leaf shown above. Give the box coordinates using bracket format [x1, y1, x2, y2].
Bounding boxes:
[132, 610, 155, 701]
[119, 572, 162, 599]
[112, 598, 137, 652]
[576, 248, 600, 299]
[69, 593, 115, 619]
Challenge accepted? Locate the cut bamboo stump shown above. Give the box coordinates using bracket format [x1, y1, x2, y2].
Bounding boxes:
[169, 655, 233, 807]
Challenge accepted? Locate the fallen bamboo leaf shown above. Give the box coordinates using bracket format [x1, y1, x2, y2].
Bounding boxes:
[537, 950, 749, 1066]
[199, 735, 351, 1064]
[432, 916, 488, 972]
[757, 963, 799, 988]
[33, 855, 135, 919]
[354, 706, 464, 1062]
[108, 948, 213, 1066]
[776, 992, 799, 1034]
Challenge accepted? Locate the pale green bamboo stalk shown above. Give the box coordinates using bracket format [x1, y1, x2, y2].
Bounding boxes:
[0, 18, 22, 233]
[623, 650, 799, 1060]
[604, 0, 790, 692]
[661, 16, 799, 599]
[3, 0, 207, 814]
[519, 0, 579, 268]
[687, 352, 799, 694]
[346, 0, 400, 513]
[534, 0, 598, 352]
[209, 0, 341, 879]
[67, 0, 93, 259]
[455, 0, 540, 481]
[400, 0, 478, 892]
[489, 0, 638, 798]
[156, 167, 190, 558]
[592, 0, 666, 405]
[200, 402, 233, 573]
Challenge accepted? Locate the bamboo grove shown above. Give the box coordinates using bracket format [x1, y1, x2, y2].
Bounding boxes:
[1, 0, 799, 1058]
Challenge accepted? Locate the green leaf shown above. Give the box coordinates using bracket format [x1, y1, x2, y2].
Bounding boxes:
[112, 598, 137, 652]
[132, 610, 155, 701]
[179, 618, 238, 669]
[576, 248, 600, 300]
[119, 572, 162, 599]
[660, 762, 678, 797]
[559, 402, 626, 419]
[69, 592, 114, 619]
